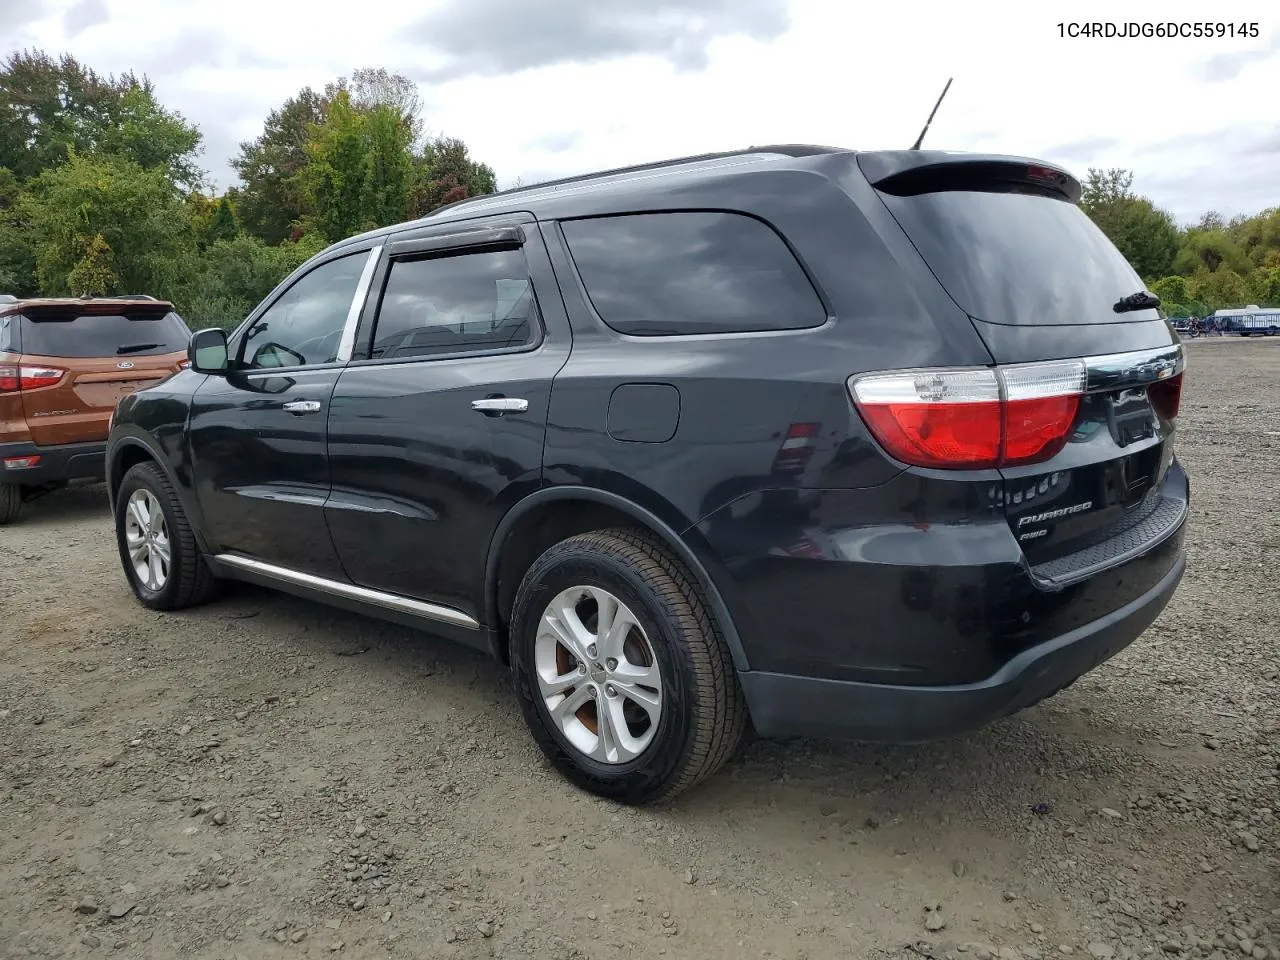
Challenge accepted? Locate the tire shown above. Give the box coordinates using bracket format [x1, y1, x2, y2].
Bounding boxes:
[114, 461, 218, 610]
[0, 484, 21, 525]
[509, 528, 747, 804]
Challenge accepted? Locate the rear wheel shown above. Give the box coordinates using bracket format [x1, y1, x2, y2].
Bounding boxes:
[114, 461, 218, 610]
[509, 529, 746, 804]
[0, 484, 21, 525]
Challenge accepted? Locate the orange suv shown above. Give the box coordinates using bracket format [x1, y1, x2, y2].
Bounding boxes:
[0, 295, 190, 524]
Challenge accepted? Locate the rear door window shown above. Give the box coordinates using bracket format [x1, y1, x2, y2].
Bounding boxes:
[19, 310, 191, 357]
[561, 211, 826, 335]
[876, 189, 1157, 326]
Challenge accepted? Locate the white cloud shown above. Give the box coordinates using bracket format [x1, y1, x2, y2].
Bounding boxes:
[14, 0, 1280, 223]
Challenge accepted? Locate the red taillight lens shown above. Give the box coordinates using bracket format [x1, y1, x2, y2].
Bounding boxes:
[850, 360, 1086, 469]
[999, 360, 1087, 465]
[18, 365, 65, 389]
[1148, 371, 1183, 421]
[850, 368, 1003, 468]
[0, 363, 18, 393]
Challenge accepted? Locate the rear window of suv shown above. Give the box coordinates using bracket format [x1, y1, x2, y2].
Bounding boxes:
[19, 310, 191, 358]
[561, 211, 826, 335]
[876, 189, 1158, 326]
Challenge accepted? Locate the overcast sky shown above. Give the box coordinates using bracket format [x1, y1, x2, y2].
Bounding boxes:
[7, 0, 1278, 224]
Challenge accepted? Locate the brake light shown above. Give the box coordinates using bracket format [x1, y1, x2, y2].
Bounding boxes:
[849, 360, 1086, 469]
[0, 363, 66, 392]
[1148, 371, 1183, 421]
[19, 365, 65, 389]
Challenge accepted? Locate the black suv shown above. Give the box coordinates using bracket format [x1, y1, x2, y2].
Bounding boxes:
[107, 146, 1189, 803]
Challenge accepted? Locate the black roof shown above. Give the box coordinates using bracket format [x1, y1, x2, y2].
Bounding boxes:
[323, 145, 1080, 255]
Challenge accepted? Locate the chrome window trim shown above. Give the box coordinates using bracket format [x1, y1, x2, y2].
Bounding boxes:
[336, 245, 383, 363]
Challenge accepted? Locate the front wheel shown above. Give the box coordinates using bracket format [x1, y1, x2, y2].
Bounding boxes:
[114, 461, 219, 610]
[509, 529, 746, 804]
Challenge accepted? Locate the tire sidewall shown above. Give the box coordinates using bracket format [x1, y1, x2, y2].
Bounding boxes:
[510, 546, 700, 802]
[114, 466, 185, 609]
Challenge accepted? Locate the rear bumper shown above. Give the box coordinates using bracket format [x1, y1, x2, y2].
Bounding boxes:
[741, 551, 1185, 741]
[0, 440, 107, 484]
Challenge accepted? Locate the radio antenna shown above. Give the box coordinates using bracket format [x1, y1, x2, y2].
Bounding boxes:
[910, 77, 953, 150]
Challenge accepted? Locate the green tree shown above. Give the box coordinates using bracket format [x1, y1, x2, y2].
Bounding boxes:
[1150, 275, 1196, 315]
[302, 92, 414, 242]
[1246, 266, 1280, 306]
[0, 49, 202, 188]
[1189, 268, 1250, 312]
[343, 67, 425, 147]
[409, 135, 497, 217]
[65, 233, 118, 296]
[231, 86, 326, 243]
[202, 197, 239, 248]
[0, 166, 36, 295]
[100, 83, 204, 189]
[1079, 167, 1178, 280]
[1227, 208, 1280, 267]
[22, 153, 196, 297]
[1173, 229, 1251, 276]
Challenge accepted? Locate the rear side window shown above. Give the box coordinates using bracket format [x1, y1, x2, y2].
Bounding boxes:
[0, 315, 14, 352]
[369, 249, 538, 360]
[19, 311, 191, 358]
[561, 212, 826, 336]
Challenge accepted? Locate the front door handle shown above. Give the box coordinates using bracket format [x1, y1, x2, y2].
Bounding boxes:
[471, 397, 529, 415]
[282, 400, 322, 415]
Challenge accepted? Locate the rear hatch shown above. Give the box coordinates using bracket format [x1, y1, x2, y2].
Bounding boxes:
[15, 303, 190, 446]
[859, 152, 1185, 578]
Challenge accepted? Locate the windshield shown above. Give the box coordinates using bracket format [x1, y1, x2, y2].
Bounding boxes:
[19, 310, 191, 358]
[877, 190, 1160, 326]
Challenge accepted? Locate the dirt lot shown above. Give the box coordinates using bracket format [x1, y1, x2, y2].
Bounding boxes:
[1, 339, 1277, 960]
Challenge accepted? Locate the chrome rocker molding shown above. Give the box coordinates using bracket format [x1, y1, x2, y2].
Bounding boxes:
[214, 554, 480, 630]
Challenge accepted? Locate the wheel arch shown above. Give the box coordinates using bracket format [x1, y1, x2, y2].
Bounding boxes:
[483, 487, 750, 672]
[107, 430, 211, 555]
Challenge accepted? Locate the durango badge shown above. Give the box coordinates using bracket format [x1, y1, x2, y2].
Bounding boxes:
[1018, 501, 1094, 527]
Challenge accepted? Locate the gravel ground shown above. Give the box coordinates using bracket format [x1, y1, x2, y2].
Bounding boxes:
[1, 338, 1277, 960]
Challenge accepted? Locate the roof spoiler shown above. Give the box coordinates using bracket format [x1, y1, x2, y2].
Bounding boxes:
[858, 151, 1081, 203]
[21, 299, 175, 318]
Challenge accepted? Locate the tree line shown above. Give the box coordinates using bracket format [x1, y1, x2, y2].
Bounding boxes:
[0, 51, 495, 329]
[1080, 168, 1280, 316]
[2, 49, 1277, 330]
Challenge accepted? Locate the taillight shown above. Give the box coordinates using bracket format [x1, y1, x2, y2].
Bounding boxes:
[1000, 360, 1086, 465]
[0, 363, 65, 392]
[19, 365, 65, 389]
[1148, 371, 1184, 421]
[849, 360, 1086, 469]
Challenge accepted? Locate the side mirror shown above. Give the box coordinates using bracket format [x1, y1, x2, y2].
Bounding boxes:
[189, 328, 229, 374]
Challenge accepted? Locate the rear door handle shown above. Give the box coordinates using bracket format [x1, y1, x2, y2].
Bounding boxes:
[471, 397, 529, 414]
[282, 400, 322, 415]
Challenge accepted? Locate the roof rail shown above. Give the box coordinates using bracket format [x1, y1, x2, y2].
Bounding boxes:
[116, 294, 159, 301]
[428, 144, 845, 218]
